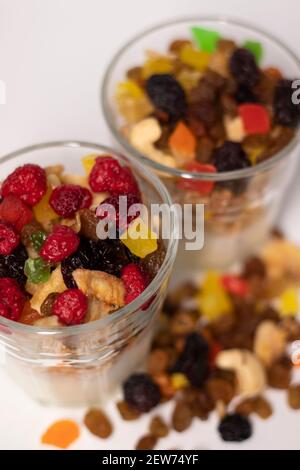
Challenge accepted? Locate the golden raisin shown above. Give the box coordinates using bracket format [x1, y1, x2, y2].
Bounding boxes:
[116, 401, 141, 421]
[84, 408, 113, 439]
[135, 434, 157, 450]
[149, 416, 169, 438]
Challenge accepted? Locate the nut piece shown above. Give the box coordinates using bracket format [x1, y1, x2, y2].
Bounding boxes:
[216, 349, 266, 398]
[30, 267, 67, 313]
[254, 320, 287, 366]
[73, 269, 125, 310]
[224, 116, 245, 142]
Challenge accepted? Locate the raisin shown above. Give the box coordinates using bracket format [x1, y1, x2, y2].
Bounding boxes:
[287, 385, 300, 410]
[229, 48, 260, 88]
[274, 79, 300, 127]
[235, 84, 257, 104]
[170, 332, 209, 388]
[267, 356, 292, 389]
[172, 401, 193, 432]
[149, 416, 169, 438]
[147, 348, 171, 376]
[84, 408, 113, 439]
[213, 141, 251, 172]
[40, 292, 58, 317]
[218, 413, 252, 442]
[61, 238, 92, 288]
[196, 137, 214, 163]
[188, 101, 218, 127]
[78, 209, 98, 241]
[169, 310, 198, 336]
[140, 239, 166, 281]
[206, 376, 235, 405]
[116, 401, 141, 421]
[0, 243, 27, 288]
[20, 220, 44, 249]
[135, 435, 157, 450]
[182, 387, 214, 420]
[123, 373, 161, 413]
[145, 74, 187, 121]
[242, 256, 266, 279]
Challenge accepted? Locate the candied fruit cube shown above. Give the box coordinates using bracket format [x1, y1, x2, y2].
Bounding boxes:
[142, 57, 174, 79]
[171, 373, 189, 390]
[169, 121, 196, 160]
[191, 26, 220, 53]
[33, 186, 57, 226]
[81, 154, 99, 175]
[222, 274, 249, 298]
[248, 146, 264, 165]
[179, 44, 210, 71]
[116, 80, 144, 99]
[243, 40, 263, 63]
[238, 104, 270, 135]
[197, 271, 232, 321]
[279, 288, 299, 317]
[120, 217, 158, 258]
[115, 82, 153, 124]
[224, 116, 246, 142]
[178, 162, 216, 196]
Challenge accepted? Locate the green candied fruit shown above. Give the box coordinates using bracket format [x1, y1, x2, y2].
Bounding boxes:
[24, 257, 51, 284]
[30, 230, 46, 252]
[243, 40, 263, 63]
[191, 26, 220, 53]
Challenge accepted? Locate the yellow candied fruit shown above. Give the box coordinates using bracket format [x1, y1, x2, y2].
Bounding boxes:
[116, 80, 144, 99]
[171, 373, 189, 390]
[81, 154, 98, 175]
[120, 217, 158, 259]
[179, 44, 211, 71]
[176, 68, 203, 92]
[33, 186, 57, 226]
[279, 288, 299, 317]
[142, 57, 174, 79]
[197, 271, 232, 321]
[248, 147, 264, 165]
[115, 83, 153, 124]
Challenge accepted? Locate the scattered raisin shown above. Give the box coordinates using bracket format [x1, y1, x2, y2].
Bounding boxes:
[206, 377, 235, 405]
[172, 401, 193, 432]
[218, 413, 252, 442]
[116, 401, 141, 421]
[135, 434, 157, 450]
[182, 387, 214, 420]
[123, 373, 161, 412]
[287, 385, 300, 410]
[149, 416, 169, 438]
[84, 408, 113, 439]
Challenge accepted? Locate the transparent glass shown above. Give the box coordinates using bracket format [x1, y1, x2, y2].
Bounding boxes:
[0, 141, 178, 406]
[102, 17, 300, 268]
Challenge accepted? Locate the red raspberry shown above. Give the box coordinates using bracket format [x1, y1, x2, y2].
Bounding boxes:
[89, 157, 140, 197]
[53, 288, 88, 325]
[1, 164, 47, 206]
[96, 194, 141, 230]
[0, 221, 20, 255]
[0, 278, 26, 321]
[50, 184, 92, 218]
[121, 263, 149, 305]
[40, 225, 80, 263]
[0, 195, 33, 232]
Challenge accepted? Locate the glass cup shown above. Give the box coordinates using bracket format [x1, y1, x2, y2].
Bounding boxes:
[101, 17, 300, 270]
[0, 141, 178, 406]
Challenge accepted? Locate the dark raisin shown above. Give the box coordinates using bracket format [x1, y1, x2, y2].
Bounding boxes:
[213, 141, 251, 172]
[170, 332, 209, 388]
[0, 243, 27, 288]
[140, 239, 166, 281]
[145, 74, 187, 121]
[218, 413, 252, 442]
[229, 48, 260, 88]
[61, 237, 92, 288]
[188, 101, 218, 126]
[274, 79, 300, 127]
[234, 84, 257, 104]
[123, 373, 161, 413]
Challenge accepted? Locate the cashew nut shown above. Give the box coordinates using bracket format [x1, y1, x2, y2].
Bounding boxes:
[60, 173, 89, 188]
[254, 320, 287, 367]
[224, 116, 245, 142]
[30, 267, 67, 313]
[129, 118, 177, 169]
[216, 349, 266, 398]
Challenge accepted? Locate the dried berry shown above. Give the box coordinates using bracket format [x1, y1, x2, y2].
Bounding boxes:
[0, 277, 26, 321]
[78, 209, 98, 241]
[172, 401, 193, 432]
[145, 74, 187, 121]
[274, 79, 300, 127]
[147, 348, 170, 376]
[234, 84, 257, 104]
[0, 195, 33, 232]
[84, 408, 113, 439]
[267, 356, 292, 389]
[206, 376, 235, 405]
[140, 239, 166, 281]
[213, 141, 251, 172]
[53, 288, 88, 325]
[40, 225, 80, 263]
[123, 373, 161, 412]
[218, 413, 252, 442]
[170, 332, 209, 388]
[0, 221, 20, 255]
[135, 435, 157, 450]
[40, 292, 58, 317]
[287, 385, 300, 410]
[89, 156, 140, 197]
[121, 263, 149, 305]
[149, 416, 169, 438]
[182, 387, 214, 420]
[229, 48, 260, 87]
[50, 184, 92, 218]
[0, 243, 28, 288]
[116, 401, 141, 421]
[1, 164, 46, 206]
[242, 256, 266, 279]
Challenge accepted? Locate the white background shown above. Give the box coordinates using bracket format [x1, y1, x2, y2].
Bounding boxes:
[0, 0, 300, 450]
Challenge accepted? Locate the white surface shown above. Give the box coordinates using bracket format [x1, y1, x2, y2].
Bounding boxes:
[0, 0, 300, 450]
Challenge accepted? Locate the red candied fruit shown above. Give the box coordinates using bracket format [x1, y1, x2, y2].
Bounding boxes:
[178, 162, 216, 195]
[96, 194, 141, 230]
[0, 195, 33, 232]
[0, 278, 26, 321]
[1, 164, 47, 206]
[40, 225, 80, 263]
[53, 288, 88, 325]
[222, 274, 249, 298]
[0, 221, 20, 255]
[121, 263, 149, 305]
[50, 184, 92, 218]
[238, 104, 270, 135]
[89, 157, 140, 197]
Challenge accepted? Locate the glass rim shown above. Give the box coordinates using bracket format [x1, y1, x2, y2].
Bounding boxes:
[101, 15, 300, 182]
[0, 140, 179, 335]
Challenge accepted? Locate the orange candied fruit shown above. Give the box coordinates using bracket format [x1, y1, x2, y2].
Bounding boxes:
[168, 121, 197, 159]
[41, 419, 80, 449]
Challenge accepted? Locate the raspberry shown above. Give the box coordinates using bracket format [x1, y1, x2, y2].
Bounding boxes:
[0, 195, 33, 232]
[40, 225, 80, 263]
[89, 157, 140, 197]
[218, 413, 252, 442]
[97, 194, 141, 230]
[0, 278, 26, 321]
[121, 263, 149, 304]
[123, 373, 161, 412]
[50, 184, 92, 218]
[1, 164, 46, 206]
[0, 221, 20, 255]
[52, 288, 88, 325]
[229, 48, 260, 88]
